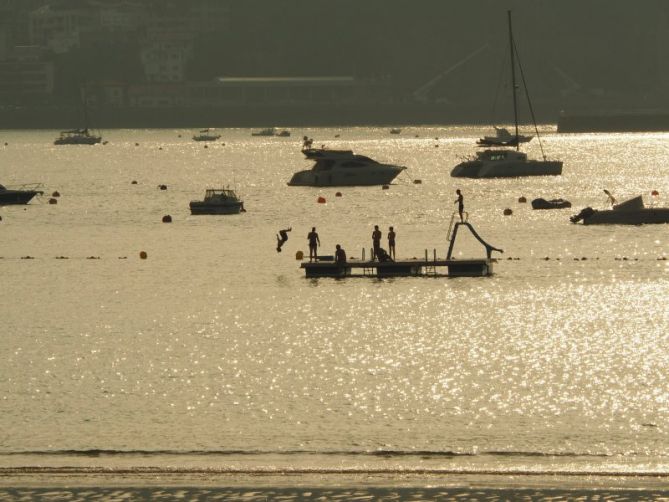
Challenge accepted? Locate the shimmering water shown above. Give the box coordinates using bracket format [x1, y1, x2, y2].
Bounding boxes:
[1, 127, 668, 489]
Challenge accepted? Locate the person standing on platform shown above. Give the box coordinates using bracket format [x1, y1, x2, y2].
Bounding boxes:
[454, 189, 464, 221]
[371, 225, 382, 260]
[307, 227, 320, 262]
[387, 226, 396, 260]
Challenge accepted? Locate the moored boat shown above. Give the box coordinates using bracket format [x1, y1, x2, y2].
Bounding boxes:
[252, 127, 290, 137]
[192, 128, 221, 141]
[570, 195, 669, 225]
[54, 128, 102, 145]
[189, 188, 244, 215]
[531, 197, 572, 210]
[288, 148, 406, 186]
[451, 11, 562, 178]
[0, 183, 44, 205]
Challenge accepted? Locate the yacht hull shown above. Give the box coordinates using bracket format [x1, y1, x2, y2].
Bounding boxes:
[288, 165, 404, 186]
[0, 190, 41, 205]
[189, 202, 243, 215]
[451, 160, 562, 178]
[581, 208, 669, 225]
[54, 136, 102, 145]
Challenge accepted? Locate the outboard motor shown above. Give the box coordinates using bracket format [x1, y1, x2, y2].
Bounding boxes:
[570, 206, 595, 223]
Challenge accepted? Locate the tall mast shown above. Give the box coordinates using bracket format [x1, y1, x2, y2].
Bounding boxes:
[507, 10, 519, 151]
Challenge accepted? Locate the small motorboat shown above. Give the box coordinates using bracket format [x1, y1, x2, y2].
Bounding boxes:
[189, 188, 245, 215]
[54, 128, 102, 145]
[289, 148, 406, 187]
[477, 127, 533, 147]
[0, 183, 44, 205]
[192, 128, 221, 141]
[570, 195, 669, 225]
[252, 127, 290, 137]
[531, 197, 572, 210]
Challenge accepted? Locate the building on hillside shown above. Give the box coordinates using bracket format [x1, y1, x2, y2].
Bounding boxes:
[0, 45, 54, 102]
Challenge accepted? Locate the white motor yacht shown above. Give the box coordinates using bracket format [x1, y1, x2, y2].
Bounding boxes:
[288, 149, 406, 186]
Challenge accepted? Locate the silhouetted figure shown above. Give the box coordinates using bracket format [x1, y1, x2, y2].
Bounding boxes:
[335, 244, 347, 265]
[387, 226, 396, 260]
[371, 225, 382, 260]
[376, 247, 393, 262]
[307, 227, 320, 262]
[302, 136, 313, 150]
[604, 189, 617, 207]
[276, 227, 292, 252]
[454, 189, 464, 221]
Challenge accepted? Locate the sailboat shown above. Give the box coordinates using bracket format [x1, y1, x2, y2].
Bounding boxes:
[451, 11, 562, 178]
[54, 87, 102, 145]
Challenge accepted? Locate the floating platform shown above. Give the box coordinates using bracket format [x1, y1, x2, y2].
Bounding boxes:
[300, 217, 502, 279]
[300, 258, 494, 278]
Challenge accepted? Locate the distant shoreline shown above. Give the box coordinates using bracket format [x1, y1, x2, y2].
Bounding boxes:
[0, 103, 549, 130]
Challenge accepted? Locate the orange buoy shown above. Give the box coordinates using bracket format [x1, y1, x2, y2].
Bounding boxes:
[651, 190, 660, 196]
[382, 185, 389, 190]
[296, 251, 304, 260]
[413, 179, 422, 184]
[162, 215, 172, 223]
[158, 184, 167, 190]
[52, 191, 60, 197]
[317, 196, 326, 203]
[204, 145, 208, 149]
[131, 180, 138, 184]
[335, 192, 342, 197]
[139, 251, 148, 259]
[48, 198, 58, 204]
[503, 208, 512, 215]
[518, 196, 527, 203]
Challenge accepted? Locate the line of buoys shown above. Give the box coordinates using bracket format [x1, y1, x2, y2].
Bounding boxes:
[518, 196, 527, 203]
[162, 215, 172, 223]
[48, 198, 58, 204]
[139, 251, 148, 259]
[503, 208, 513, 215]
[317, 196, 326, 204]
